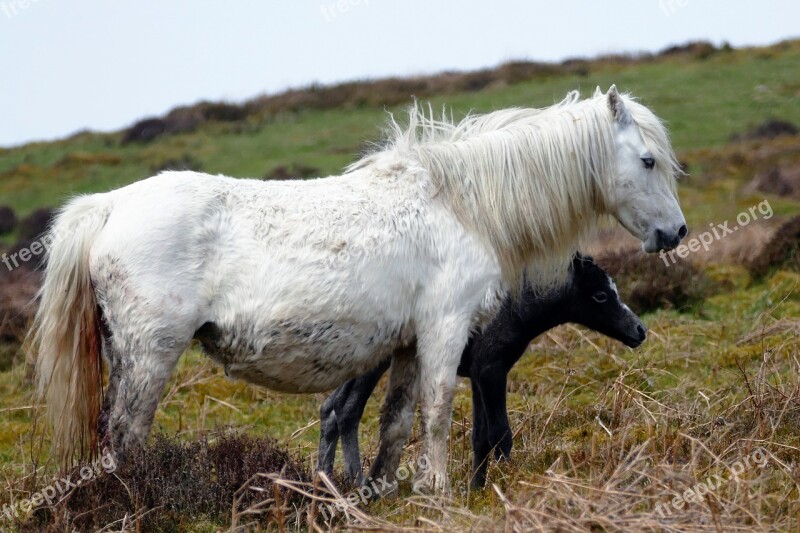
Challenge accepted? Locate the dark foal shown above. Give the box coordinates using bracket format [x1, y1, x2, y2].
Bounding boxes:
[317, 254, 646, 488]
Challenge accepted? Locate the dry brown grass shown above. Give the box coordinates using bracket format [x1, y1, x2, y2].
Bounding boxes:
[245, 338, 800, 532]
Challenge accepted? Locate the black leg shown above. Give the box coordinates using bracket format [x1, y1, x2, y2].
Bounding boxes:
[317, 359, 391, 483]
[470, 379, 491, 489]
[317, 391, 341, 476]
[476, 364, 512, 462]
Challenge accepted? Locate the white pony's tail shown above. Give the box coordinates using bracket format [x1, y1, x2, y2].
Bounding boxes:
[29, 194, 112, 467]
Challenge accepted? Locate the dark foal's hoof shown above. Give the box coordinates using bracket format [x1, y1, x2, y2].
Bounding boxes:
[470, 474, 487, 490]
[493, 445, 512, 461]
[491, 432, 513, 461]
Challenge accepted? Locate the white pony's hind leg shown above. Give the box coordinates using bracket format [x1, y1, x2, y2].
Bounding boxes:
[366, 347, 419, 486]
[94, 269, 200, 462]
[98, 335, 123, 455]
[104, 334, 189, 462]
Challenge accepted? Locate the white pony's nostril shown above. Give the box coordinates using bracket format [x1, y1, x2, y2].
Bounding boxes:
[678, 225, 688, 239]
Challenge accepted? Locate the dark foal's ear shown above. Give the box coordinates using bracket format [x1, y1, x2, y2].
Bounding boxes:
[571, 253, 593, 272]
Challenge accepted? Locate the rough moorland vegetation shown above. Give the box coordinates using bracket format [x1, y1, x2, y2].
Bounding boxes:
[1, 39, 799, 531]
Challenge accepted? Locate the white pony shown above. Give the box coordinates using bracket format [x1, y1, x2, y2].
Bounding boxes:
[31, 86, 686, 492]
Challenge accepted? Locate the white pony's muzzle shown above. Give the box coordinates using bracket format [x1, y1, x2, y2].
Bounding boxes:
[643, 223, 688, 252]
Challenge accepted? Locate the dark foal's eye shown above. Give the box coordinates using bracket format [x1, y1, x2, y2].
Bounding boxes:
[592, 292, 608, 303]
[641, 157, 655, 170]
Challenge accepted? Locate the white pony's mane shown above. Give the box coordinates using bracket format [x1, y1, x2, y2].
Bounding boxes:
[352, 90, 680, 289]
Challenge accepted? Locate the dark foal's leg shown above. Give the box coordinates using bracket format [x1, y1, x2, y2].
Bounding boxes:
[317, 388, 344, 477]
[470, 379, 492, 489]
[478, 364, 513, 461]
[338, 360, 391, 483]
[317, 360, 391, 482]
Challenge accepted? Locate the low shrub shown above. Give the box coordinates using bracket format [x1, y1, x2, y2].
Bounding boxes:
[264, 164, 321, 180]
[26, 431, 309, 532]
[597, 250, 721, 313]
[0, 206, 17, 236]
[748, 215, 800, 277]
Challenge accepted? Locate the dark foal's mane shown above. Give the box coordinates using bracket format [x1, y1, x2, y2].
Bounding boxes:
[317, 254, 646, 488]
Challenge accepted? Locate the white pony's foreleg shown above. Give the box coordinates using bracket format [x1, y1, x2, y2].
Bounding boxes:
[413, 316, 472, 493]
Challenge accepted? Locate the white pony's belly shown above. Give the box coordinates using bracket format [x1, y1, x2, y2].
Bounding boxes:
[196, 318, 412, 393]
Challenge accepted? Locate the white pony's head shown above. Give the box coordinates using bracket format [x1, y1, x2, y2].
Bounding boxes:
[600, 85, 688, 252]
[373, 89, 688, 288]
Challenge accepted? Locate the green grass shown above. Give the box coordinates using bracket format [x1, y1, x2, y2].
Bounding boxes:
[1, 39, 800, 531]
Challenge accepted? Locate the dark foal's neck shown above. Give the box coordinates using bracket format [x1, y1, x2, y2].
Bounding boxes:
[458, 281, 575, 375]
[516, 284, 572, 337]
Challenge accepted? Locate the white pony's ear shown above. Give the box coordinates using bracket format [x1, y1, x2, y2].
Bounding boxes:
[593, 86, 603, 98]
[563, 90, 580, 105]
[607, 84, 632, 125]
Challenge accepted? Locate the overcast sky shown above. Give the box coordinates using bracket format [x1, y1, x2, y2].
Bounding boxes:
[1, 0, 797, 147]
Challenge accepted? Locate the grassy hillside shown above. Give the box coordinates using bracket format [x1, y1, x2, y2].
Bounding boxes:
[1, 39, 799, 531]
[2, 40, 799, 215]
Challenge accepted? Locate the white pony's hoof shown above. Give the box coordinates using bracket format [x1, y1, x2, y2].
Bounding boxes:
[413, 471, 450, 495]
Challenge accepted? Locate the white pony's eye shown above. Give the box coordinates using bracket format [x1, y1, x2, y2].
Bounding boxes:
[641, 157, 655, 170]
[592, 292, 608, 303]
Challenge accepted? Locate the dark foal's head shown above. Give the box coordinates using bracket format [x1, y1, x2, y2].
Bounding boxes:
[565, 253, 646, 348]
